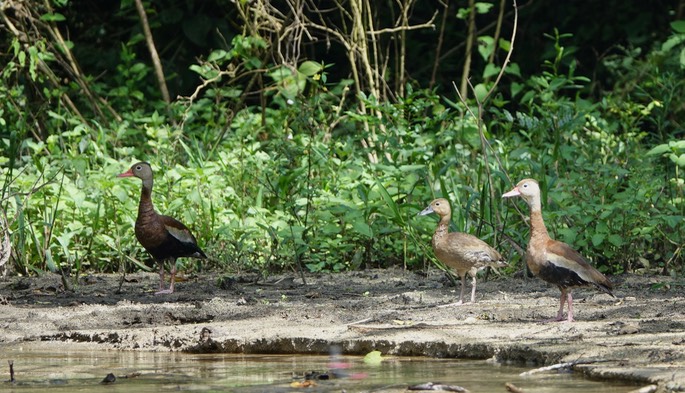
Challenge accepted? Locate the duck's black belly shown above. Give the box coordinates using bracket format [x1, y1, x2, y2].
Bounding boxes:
[537, 261, 588, 289]
[145, 233, 204, 261]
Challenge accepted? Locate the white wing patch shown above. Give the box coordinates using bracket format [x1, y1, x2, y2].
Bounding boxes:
[547, 252, 593, 283]
[165, 225, 194, 244]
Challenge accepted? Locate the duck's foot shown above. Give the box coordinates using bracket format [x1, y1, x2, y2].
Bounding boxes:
[540, 315, 573, 323]
[437, 300, 467, 308]
[154, 288, 174, 295]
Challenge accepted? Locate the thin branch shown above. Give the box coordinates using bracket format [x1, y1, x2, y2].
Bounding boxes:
[133, 0, 171, 104]
[430, 1, 449, 89]
[366, 11, 437, 35]
[459, 0, 476, 99]
[483, 0, 518, 103]
[451, 0, 521, 260]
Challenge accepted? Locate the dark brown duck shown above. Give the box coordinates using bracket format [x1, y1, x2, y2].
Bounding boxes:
[118, 162, 207, 294]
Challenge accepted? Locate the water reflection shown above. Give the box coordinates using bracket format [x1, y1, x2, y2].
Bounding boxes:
[0, 345, 637, 392]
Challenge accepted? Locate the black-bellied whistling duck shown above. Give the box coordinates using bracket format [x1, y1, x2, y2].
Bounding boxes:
[502, 178, 614, 322]
[420, 198, 506, 305]
[118, 162, 207, 295]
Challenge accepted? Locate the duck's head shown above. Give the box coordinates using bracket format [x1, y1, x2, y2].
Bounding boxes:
[117, 162, 153, 181]
[419, 198, 452, 217]
[502, 178, 540, 204]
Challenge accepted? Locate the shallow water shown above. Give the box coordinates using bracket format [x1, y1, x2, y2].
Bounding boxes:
[0, 345, 638, 392]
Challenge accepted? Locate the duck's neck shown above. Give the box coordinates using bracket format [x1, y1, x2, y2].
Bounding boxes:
[433, 214, 451, 246]
[138, 179, 156, 218]
[528, 195, 549, 241]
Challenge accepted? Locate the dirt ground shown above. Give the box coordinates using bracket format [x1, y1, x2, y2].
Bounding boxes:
[0, 267, 684, 391]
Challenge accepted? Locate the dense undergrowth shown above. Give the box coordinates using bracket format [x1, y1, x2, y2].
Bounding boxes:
[0, 1, 683, 282]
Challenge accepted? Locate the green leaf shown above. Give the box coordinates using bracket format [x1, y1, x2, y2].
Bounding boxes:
[498, 38, 511, 52]
[40, 13, 66, 22]
[477, 36, 494, 61]
[474, 2, 494, 13]
[45, 248, 57, 272]
[374, 179, 404, 225]
[363, 350, 384, 365]
[591, 233, 605, 247]
[661, 35, 685, 53]
[647, 144, 671, 156]
[607, 234, 623, 247]
[352, 221, 373, 238]
[298, 61, 323, 77]
[268, 66, 292, 83]
[322, 223, 341, 235]
[510, 82, 523, 97]
[557, 228, 577, 244]
[504, 63, 521, 77]
[483, 63, 500, 79]
[473, 83, 488, 101]
[672, 21, 685, 34]
[456, 7, 470, 19]
[208, 49, 229, 62]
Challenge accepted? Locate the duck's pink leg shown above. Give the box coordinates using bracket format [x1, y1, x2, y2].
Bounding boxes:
[158, 262, 165, 291]
[555, 288, 567, 321]
[566, 291, 574, 322]
[542, 288, 567, 322]
[470, 275, 477, 303]
[155, 259, 175, 295]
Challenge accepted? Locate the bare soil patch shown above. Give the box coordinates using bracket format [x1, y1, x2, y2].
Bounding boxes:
[0, 268, 683, 391]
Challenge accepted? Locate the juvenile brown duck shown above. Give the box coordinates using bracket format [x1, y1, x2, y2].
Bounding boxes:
[420, 198, 506, 305]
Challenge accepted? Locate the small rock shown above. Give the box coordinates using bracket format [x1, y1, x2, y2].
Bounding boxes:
[101, 373, 116, 384]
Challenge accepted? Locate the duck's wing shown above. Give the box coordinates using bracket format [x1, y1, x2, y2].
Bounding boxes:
[160, 215, 207, 258]
[545, 239, 613, 295]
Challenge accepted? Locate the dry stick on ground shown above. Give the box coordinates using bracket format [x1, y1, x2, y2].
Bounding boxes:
[627, 385, 658, 393]
[519, 359, 612, 377]
[505, 382, 525, 393]
[134, 0, 171, 107]
[0, 210, 11, 269]
[8, 360, 14, 383]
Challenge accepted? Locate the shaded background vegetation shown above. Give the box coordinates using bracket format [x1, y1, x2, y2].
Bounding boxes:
[0, 0, 683, 282]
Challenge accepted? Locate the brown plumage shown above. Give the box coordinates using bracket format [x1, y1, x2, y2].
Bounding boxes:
[502, 178, 614, 322]
[118, 162, 207, 295]
[420, 198, 506, 305]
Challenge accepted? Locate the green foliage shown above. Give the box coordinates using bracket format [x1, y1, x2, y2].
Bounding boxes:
[499, 30, 684, 275]
[0, 1, 684, 282]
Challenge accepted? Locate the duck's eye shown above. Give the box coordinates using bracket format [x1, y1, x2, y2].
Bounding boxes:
[136, 165, 142, 170]
[523, 183, 528, 188]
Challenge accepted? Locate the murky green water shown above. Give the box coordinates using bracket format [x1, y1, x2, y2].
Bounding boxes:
[0, 346, 637, 392]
